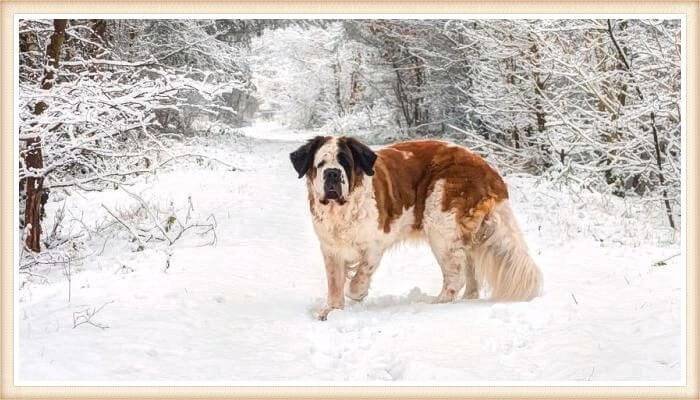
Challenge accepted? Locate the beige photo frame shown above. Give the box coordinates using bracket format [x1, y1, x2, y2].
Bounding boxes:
[1, 1, 697, 398]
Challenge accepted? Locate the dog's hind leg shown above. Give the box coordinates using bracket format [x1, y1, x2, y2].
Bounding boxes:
[428, 239, 467, 303]
[462, 253, 479, 299]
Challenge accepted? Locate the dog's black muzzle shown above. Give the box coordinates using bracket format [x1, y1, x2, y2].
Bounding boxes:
[323, 168, 342, 200]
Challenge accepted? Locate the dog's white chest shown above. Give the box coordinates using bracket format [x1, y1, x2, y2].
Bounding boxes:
[313, 202, 369, 244]
[310, 184, 380, 256]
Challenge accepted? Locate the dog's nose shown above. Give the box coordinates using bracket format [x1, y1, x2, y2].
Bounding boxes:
[324, 168, 341, 182]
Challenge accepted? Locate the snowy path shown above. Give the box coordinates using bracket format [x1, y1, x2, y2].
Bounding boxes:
[18, 122, 682, 383]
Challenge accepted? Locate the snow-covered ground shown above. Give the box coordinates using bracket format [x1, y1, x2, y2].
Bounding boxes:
[16, 122, 683, 384]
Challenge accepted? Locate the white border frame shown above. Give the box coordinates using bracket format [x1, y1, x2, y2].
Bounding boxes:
[12, 12, 688, 388]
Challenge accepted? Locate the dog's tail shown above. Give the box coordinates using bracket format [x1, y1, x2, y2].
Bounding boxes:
[472, 200, 543, 301]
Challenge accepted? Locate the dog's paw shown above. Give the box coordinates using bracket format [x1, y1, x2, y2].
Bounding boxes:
[317, 305, 344, 321]
[346, 277, 369, 301]
[317, 306, 333, 321]
[435, 288, 459, 303]
[346, 288, 368, 302]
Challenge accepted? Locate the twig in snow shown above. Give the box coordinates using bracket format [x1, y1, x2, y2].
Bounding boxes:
[62, 258, 72, 302]
[164, 249, 172, 273]
[73, 301, 114, 330]
[19, 269, 49, 283]
[653, 253, 680, 267]
[171, 213, 217, 246]
[46, 199, 67, 246]
[157, 152, 237, 172]
[203, 214, 217, 246]
[119, 185, 173, 245]
[571, 293, 578, 305]
[185, 195, 194, 224]
[97, 236, 110, 256]
[586, 367, 595, 381]
[101, 203, 146, 251]
[114, 265, 134, 274]
[103, 189, 216, 249]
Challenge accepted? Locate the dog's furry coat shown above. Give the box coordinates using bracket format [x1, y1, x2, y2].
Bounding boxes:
[290, 136, 543, 320]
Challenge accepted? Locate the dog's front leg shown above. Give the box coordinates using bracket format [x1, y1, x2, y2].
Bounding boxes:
[318, 249, 345, 321]
[347, 251, 383, 301]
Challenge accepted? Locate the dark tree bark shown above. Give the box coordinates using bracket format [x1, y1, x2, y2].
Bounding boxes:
[392, 61, 412, 127]
[412, 56, 425, 127]
[348, 51, 363, 107]
[529, 39, 547, 134]
[23, 19, 68, 252]
[18, 28, 41, 230]
[331, 58, 345, 116]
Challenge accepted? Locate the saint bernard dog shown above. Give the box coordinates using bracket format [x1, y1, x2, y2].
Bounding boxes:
[290, 136, 543, 320]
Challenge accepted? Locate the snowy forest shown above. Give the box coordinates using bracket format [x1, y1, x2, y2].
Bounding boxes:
[17, 18, 683, 382]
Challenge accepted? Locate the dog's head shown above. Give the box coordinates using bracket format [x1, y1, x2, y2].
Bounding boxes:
[290, 136, 377, 205]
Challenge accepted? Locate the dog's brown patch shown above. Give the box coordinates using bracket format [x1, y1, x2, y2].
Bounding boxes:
[373, 140, 508, 236]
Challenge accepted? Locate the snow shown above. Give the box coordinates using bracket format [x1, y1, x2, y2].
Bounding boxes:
[16, 122, 683, 384]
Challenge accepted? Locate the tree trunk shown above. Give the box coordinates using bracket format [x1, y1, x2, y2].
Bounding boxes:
[348, 51, 363, 106]
[23, 19, 68, 252]
[529, 38, 546, 134]
[18, 28, 41, 231]
[331, 59, 345, 116]
[392, 61, 412, 128]
[527, 30, 550, 168]
[412, 56, 425, 128]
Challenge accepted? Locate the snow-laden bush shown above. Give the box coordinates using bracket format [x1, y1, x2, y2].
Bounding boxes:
[18, 18, 260, 255]
[320, 101, 402, 142]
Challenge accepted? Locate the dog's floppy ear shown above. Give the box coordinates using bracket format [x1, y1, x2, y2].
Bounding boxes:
[290, 136, 327, 179]
[345, 137, 377, 176]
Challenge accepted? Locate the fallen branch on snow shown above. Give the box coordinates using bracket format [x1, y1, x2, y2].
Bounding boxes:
[652, 253, 680, 267]
[73, 301, 114, 330]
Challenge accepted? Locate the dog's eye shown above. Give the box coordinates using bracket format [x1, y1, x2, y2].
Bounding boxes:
[337, 154, 350, 169]
[317, 160, 326, 168]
